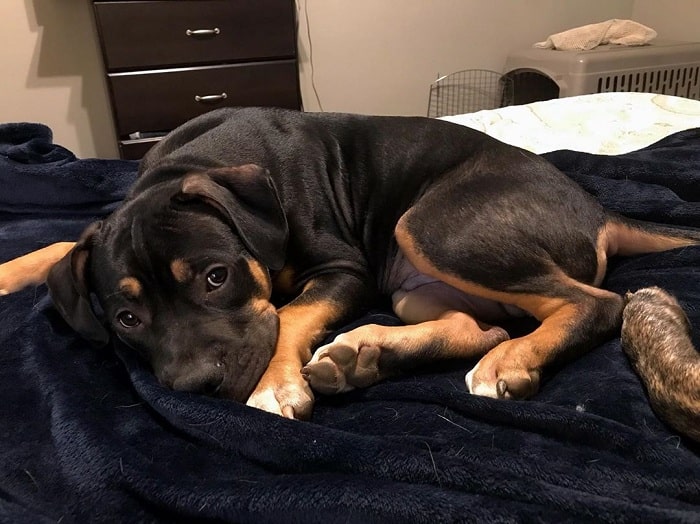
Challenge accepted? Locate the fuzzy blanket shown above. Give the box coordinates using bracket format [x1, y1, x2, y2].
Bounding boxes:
[0, 123, 699, 523]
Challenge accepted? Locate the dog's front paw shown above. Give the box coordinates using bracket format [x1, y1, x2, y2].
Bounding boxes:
[465, 346, 541, 400]
[302, 335, 382, 395]
[246, 362, 314, 419]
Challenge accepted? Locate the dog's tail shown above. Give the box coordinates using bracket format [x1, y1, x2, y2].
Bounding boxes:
[621, 287, 700, 443]
[604, 213, 700, 256]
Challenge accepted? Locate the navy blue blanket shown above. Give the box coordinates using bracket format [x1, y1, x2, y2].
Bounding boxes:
[1, 123, 699, 523]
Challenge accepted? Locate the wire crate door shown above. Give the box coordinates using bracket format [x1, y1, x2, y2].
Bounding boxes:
[428, 69, 514, 118]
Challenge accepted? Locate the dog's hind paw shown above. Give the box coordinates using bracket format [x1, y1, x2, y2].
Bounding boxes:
[302, 337, 382, 395]
[0, 242, 75, 295]
[0, 260, 28, 295]
[466, 359, 541, 400]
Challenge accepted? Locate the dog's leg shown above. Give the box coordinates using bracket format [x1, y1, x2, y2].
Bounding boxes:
[0, 242, 75, 295]
[387, 159, 628, 399]
[402, 245, 623, 399]
[304, 314, 509, 395]
[393, 206, 624, 400]
[464, 288, 623, 398]
[246, 272, 371, 419]
[303, 284, 510, 394]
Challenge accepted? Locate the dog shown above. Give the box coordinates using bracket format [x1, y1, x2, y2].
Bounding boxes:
[622, 287, 700, 442]
[1, 107, 698, 433]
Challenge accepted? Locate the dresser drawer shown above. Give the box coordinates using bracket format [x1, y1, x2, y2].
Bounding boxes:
[94, 0, 296, 70]
[119, 137, 162, 160]
[108, 60, 300, 136]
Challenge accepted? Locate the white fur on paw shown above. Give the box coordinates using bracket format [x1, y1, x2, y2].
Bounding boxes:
[465, 363, 499, 398]
[246, 388, 284, 416]
[246, 382, 313, 419]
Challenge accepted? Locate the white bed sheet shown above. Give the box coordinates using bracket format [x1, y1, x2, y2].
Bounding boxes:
[442, 92, 700, 155]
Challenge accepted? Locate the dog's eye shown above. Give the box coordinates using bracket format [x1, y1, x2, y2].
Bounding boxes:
[117, 311, 141, 328]
[206, 267, 228, 290]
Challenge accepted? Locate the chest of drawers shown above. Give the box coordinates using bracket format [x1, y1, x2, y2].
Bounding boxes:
[92, 0, 301, 159]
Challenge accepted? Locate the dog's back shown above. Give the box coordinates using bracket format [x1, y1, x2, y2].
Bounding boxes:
[135, 107, 525, 284]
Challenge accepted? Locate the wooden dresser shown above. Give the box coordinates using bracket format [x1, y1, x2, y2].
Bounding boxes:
[92, 0, 301, 159]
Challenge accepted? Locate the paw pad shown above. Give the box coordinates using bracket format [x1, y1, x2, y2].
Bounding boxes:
[302, 342, 382, 395]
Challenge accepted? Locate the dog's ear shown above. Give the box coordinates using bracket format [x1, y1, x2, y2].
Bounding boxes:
[47, 222, 110, 347]
[178, 164, 289, 270]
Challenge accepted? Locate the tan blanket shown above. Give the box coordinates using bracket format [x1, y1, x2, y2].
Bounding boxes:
[534, 19, 657, 51]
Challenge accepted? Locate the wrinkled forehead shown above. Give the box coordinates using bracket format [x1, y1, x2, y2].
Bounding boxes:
[91, 194, 243, 285]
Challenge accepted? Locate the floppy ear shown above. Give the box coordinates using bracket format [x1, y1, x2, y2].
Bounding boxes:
[178, 164, 289, 270]
[46, 222, 110, 347]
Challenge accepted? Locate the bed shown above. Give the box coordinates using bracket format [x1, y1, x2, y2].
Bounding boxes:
[1, 92, 699, 523]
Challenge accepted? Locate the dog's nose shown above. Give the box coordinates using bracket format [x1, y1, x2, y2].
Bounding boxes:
[170, 363, 225, 395]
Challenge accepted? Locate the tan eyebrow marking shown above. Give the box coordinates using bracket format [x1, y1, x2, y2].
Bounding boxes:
[170, 259, 194, 283]
[118, 277, 142, 299]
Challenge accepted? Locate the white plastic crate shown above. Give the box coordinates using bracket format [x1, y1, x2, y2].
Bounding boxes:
[504, 40, 700, 104]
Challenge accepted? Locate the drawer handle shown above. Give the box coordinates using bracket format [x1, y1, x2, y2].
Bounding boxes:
[185, 28, 221, 37]
[194, 93, 228, 103]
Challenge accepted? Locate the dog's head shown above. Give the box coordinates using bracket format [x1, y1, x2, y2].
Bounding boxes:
[47, 164, 288, 401]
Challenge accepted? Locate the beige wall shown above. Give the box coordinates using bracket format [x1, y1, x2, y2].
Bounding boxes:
[632, 0, 700, 41]
[3, 0, 696, 159]
[1, 0, 117, 158]
[296, 0, 634, 114]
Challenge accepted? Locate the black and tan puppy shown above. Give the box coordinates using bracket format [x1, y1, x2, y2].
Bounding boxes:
[1, 107, 698, 427]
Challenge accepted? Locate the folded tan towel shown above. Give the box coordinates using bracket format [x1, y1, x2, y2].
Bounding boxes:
[534, 19, 657, 51]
